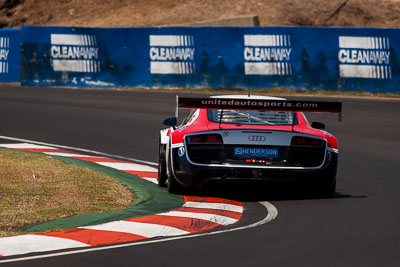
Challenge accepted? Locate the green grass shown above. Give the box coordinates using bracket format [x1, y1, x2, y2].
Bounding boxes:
[0, 149, 133, 237]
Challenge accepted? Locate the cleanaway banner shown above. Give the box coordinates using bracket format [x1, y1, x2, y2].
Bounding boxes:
[0, 29, 20, 82]
[20, 26, 400, 93]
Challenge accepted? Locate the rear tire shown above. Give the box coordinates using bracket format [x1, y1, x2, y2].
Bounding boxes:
[166, 150, 185, 195]
[312, 179, 336, 198]
[157, 141, 167, 187]
[319, 179, 336, 198]
[314, 160, 337, 198]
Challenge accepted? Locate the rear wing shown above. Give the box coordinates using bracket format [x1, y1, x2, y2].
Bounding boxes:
[176, 96, 343, 121]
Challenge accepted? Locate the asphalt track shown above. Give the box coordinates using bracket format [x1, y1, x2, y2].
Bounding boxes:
[0, 86, 399, 266]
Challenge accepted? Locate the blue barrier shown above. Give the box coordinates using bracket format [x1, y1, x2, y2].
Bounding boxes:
[20, 25, 400, 93]
[0, 29, 20, 82]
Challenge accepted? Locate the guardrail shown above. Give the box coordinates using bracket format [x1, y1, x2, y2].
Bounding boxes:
[5, 25, 400, 92]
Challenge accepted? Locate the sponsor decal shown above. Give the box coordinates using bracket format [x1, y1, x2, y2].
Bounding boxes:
[179, 97, 342, 113]
[243, 34, 292, 76]
[338, 36, 391, 79]
[177, 126, 186, 132]
[0, 37, 10, 74]
[178, 146, 185, 157]
[149, 35, 195, 75]
[50, 34, 101, 73]
[234, 147, 279, 158]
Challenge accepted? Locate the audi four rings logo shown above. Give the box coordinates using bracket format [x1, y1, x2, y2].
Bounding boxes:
[248, 135, 266, 142]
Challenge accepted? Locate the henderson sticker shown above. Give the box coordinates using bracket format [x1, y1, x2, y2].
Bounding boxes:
[243, 34, 292, 76]
[50, 34, 101, 73]
[338, 36, 391, 79]
[234, 147, 279, 158]
[0, 37, 10, 74]
[149, 35, 195, 75]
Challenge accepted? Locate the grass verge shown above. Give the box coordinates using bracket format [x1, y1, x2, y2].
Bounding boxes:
[0, 149, 133, 237]
[26, 156, 184, 233]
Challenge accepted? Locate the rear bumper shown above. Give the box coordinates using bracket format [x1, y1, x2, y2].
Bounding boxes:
[171, 147, 338, 188]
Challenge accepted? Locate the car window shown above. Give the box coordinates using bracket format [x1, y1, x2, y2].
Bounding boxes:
[180, 109, 199, 126]
[207, 109, 295, 125]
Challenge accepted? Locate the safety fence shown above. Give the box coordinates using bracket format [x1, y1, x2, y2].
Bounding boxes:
[2, 26, 400, 93]
[0, 29, 20, 82]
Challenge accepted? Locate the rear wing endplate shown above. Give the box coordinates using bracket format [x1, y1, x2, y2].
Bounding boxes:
[176, 96, 343, 121]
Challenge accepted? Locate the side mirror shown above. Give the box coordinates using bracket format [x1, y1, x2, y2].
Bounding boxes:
[312, 122, 326, 130]
[163, 117, 177, 127]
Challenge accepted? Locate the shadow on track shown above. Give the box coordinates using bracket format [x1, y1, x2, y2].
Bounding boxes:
[185, 181, 366, 202]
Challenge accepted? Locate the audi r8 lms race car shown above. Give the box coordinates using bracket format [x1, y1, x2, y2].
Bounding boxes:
[158, 95, 342, 197]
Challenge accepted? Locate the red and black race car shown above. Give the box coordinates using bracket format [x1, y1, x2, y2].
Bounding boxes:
[158, 95, 342, 197]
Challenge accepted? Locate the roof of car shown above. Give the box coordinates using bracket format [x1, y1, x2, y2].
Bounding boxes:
[210, 94, 286, 100]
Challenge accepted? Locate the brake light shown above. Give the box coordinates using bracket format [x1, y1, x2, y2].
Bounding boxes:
[187, 134, 223, 144]
[291, 136, 324, 147]
[206, 135, 220, 142]
[293, 137, 307, 146]
[189, 136, 203, 143]
[310, 139, 321, 146]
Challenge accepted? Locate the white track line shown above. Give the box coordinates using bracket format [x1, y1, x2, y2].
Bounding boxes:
[0, 143, 55, 149]
[0, 201, 277, 264]
[44, 152, 93, 157]
[0, 135, 157, 166]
